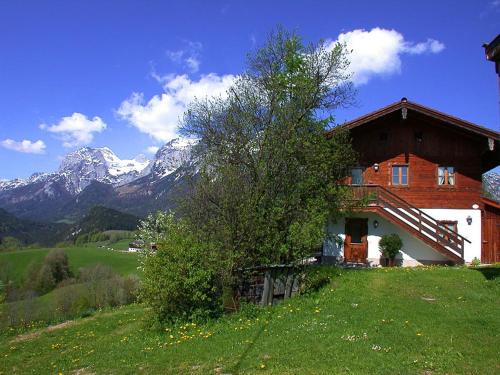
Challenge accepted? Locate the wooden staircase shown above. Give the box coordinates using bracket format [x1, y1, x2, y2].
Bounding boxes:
[350, 185, 469, 264]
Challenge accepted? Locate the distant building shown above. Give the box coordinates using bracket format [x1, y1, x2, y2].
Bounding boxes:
[128, 240, 144, 252]
[128, 240, 157, 252]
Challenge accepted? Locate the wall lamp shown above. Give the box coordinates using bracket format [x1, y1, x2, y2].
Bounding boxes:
[373, 163, 380, 172]
[373, 220, 379, 229]
[466, 216, 472, 225]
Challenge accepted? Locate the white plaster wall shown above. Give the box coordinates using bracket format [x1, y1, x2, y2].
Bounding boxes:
[323, 211, 468, 266]
[420, 208, 481, 262]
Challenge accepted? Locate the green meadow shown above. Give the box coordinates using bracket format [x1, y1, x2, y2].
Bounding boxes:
[1, 266, 498, 374]
[0, 243, 140, 285]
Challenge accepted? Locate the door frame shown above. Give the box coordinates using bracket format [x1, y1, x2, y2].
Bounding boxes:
[344, 218, 368, 263]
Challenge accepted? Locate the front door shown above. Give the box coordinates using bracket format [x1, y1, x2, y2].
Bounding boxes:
[344, 218, 368, 263]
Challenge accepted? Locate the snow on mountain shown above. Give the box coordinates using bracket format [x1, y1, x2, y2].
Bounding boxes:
[151, 138, 197, 178]
[0, 137, 197, 196]
[483, 172, 500, 202]
[57, 147, 152, 193]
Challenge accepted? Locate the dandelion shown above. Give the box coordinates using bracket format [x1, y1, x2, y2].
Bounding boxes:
[260, 364, 266, 369]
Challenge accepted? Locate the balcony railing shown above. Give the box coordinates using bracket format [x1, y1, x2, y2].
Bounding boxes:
[348, 185, 468, 260]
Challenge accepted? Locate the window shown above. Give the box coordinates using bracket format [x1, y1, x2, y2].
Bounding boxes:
[392, 165, 408, 186]
[437, 221, 457, 242]
[351, 167, 363, 185]
[438, 166, 455, 185]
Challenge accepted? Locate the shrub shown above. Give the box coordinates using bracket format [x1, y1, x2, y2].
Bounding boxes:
[301, 266, 341, 294]
[139, 213, 223, 323]
[471, 257, 481, 267]
[0, 236, 23, 251]
[379, 234, 403, 260]
[23, 249, 72, 295]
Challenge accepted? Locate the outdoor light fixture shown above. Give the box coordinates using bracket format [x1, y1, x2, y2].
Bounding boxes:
[373, 220, 379, 228]
[466, 216, 472, 225]
[373, 163, 380, 172]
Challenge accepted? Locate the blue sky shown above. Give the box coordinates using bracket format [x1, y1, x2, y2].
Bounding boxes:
[0, 0, 499, 179]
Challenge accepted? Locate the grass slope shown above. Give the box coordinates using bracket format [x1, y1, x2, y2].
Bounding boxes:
[1, 266, 499, 374]
[0, 244, 140, 285]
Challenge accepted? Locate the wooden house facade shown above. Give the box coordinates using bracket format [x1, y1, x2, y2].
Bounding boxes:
[323, 98, 500, 266]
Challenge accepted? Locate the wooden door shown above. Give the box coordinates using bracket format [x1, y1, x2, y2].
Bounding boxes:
[482, 205, 500, 264]
[344, 218, 368, 262]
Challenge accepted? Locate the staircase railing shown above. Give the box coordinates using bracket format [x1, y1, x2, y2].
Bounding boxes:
[349, 185, 469, 259]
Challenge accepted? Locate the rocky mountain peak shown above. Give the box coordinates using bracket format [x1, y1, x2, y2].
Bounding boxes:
[152, 137, 197, 178]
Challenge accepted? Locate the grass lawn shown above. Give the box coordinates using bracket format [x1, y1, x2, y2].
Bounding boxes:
[1, 266, 498, 374]
[0, 244, 140, 285]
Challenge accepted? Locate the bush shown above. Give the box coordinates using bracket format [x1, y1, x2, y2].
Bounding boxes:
[301, 266, 341, 294]
[0, 236, 23, 251]
[22, 249, 72, 295]
[379, 234, 403, 260]
[0, 264, 140, 329]
[139, 213, 223, 323]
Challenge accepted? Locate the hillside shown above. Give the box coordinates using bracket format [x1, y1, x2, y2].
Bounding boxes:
[75, 206, 140, 235]
[0, 244, 140, 285]
[1, 266, 498, 374]
[0, 208, 69, 246]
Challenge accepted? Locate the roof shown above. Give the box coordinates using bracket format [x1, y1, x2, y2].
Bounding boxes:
[482, 196, 500, 210]
[483, 34, 500, 62]
[327, 98, 499, 141]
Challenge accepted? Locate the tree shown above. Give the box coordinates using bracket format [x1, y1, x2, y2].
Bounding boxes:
[139, 28, 356, 322]
[180, 28, 356, 283]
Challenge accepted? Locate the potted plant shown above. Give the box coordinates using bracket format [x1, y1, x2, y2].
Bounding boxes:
[379, 233, 403, 267]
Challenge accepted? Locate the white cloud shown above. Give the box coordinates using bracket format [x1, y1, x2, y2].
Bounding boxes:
[41, 113, 106, 148]
[404, 39, 445, 54]
[328, 28, 445, 85]
[1, 139, 46, 154]
[117, 73, 236, 142]
[166, 41, 203, 73]
[146, 146, 160, 154]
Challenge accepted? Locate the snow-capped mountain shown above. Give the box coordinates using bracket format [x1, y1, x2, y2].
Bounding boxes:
[483, 172, 500, 202]
[0, 138, 197, 221]
[58, 147, 152, 193]
[151, 138, 197, 178]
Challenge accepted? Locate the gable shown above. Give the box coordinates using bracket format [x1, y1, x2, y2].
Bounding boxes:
[329, 98, 500, 173]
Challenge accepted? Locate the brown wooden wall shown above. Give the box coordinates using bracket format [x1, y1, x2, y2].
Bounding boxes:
[349, 111, 486, 209]
[482, 203, 500, 263]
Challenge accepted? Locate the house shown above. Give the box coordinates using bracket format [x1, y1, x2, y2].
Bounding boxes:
[323, 98, 499, 266]
[128, 240, 143, 252]
[128, 240, 157, 252]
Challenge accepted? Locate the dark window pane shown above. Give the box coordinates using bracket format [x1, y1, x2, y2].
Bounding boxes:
[351, 222, 362, 243]
[351, 168, 363, 185]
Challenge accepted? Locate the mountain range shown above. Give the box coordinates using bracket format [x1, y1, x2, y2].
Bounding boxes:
[1, 138, 499, 229]
[0, 138, 196, 223]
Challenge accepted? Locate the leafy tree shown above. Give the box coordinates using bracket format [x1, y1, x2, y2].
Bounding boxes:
[24, 249, 72, 294]
[139, 28, 356, 322]
[180, 28, 356, 280]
